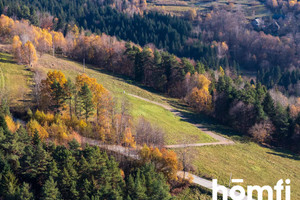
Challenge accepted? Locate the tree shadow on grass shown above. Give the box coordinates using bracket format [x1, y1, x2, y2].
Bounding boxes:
[164, 98, 248, 141]
[266, 151, 300, 161]
[0, 54, 15, 64]
[88, 65, 164, 95]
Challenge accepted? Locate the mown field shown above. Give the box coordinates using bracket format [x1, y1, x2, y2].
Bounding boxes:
[0, 52, 33, 109]
[148, 0, 272, 19]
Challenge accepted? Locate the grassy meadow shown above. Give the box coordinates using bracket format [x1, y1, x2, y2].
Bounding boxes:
[35, 54, 215, 145]
[175, 140, 300, 199]
[148, 0, 272, 19]
[0, 52, 33, 109]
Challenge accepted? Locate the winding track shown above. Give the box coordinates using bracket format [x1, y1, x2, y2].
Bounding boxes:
[81, 94, 249, 199]
[127, 93, 235, 148]
[81, 136, 250, 200]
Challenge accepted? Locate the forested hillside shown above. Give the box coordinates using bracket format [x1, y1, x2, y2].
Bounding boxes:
[0, 110, 173, 199]
[1, 13, 299, 153]
[0, 2, 300, 197]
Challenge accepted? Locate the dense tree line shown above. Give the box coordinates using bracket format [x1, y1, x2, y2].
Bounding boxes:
[1, 14, 299, 152]
[257, 66, 300, 93]
[211, 73, 300, 152]
[0, 0, 220, 65]
[197, 10, 300, 95]
[2, 0, 300, 95]
[0, 108, 173, 200]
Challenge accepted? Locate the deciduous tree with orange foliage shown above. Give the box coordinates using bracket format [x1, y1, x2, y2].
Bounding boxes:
[12, 35, 22, 62]
[123, 127, 136, 148]
[23, 41, 38, 65]
[185, 73, 212, 112]
[27, 119, 49, 139]
[12, 36, 38, 65]
[4, 115, 19, 133]
[40, 70, 67, 112]
[140, 144, 179, 181]
[0, 14, 14, 39]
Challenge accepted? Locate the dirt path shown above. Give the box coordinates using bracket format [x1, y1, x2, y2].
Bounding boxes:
[127, 93, 235, 148]
[81, 136, 248, 199]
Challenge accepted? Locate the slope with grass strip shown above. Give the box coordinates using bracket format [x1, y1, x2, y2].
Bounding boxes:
[0, 52, 33, 109]
[35, 54, 216, 145]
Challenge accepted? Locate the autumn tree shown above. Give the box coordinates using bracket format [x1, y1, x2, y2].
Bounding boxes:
[0, 14, 14, 38]
[52, 31, 66, 54]
[123, 127, 136, 148]
[12, 35, 22, 62]
[185, 74, 212, 112]
[35, 28, 53, 55]
[186, 8, 197, 21]
[249, 120, 274, 143]
[139, 144, 179, 181]
[40, 70, 67, 112]
[23, 41, 38, 65]
[4, 115, 19, 133]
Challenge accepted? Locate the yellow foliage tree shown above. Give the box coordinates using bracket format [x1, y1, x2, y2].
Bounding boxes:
[5, 115, 19, 133]
[12, 35, 22, 62]
[196, 74, 211, 90]
[140, 144, 151, 162]
[76, 73, 110, 123]
[52, 31, 66, 52]
[34, 110, 54, 125]
[219, 66, 225, 76]
[42, 70, 67, 87]
[123, 127, 136, 148]
[0, 14, 15, 37]
[187, 87, 212, 112]
[40, 70, 67, 111]
[187, 8, 197, 20]
[160, 148, 179, 180]
[23, 41, 38, 65]
[139, 144, 179, 181]
[27, 119, 49, 139]
[186, 74, 212, 112]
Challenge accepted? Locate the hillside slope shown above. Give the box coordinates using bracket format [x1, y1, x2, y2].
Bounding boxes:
[1, 51, 300, 199]
[1, 51, 215, 145]
[33, 54, 300, 200]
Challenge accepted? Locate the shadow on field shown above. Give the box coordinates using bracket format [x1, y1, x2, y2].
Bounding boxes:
[0, 53, 15, 64]
[165, 98, 249, 142]
[83, 64, 164, 96]
[266, 151, 300, 161]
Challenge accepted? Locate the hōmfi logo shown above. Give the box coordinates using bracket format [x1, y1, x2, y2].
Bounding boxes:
[212, 179, 290, 200]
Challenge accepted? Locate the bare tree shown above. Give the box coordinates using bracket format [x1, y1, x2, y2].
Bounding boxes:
[135, 117, 165, 148]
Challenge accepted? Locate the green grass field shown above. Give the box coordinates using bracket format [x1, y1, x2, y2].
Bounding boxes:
[148, 0, 272, 18]
[0, 52, 33, 108]
[36, 54, 215, 145]
[175, 140, 300, 199]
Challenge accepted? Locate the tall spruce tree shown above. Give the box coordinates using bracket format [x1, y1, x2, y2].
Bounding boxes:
[79, 83, 94, 122]
[41, 177, 61, 200]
